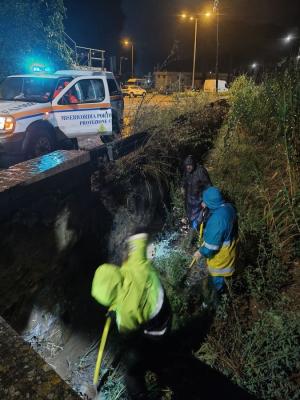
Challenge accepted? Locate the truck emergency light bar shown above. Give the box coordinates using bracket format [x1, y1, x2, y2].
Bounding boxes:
[31, 64, 53, 73]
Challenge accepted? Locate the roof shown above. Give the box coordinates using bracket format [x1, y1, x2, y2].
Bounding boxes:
[8, 70, 115, 79]
[55, 70, 114, 78]
[8, 74, 62, 79]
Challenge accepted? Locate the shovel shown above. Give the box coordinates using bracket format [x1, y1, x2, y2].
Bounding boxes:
[188, 257, 197, 269]
[82, 316, 112, 399]
[188, 222, 204, 269]
[93, 316, 112, 384]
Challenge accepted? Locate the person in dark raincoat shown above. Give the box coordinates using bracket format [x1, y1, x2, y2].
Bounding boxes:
[181, 155, 212, 230]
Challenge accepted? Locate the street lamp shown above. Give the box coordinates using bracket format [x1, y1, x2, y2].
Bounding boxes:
[284, 34, 293, 43]
[282, 33, 300, 58]
[180, 11, 211, 90]
[123, 39, 134, 78]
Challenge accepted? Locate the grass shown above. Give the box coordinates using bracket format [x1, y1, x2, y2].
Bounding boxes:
[197, 65, 300, 399]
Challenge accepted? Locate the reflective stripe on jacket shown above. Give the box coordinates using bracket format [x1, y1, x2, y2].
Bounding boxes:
[207, 239, 237, 277]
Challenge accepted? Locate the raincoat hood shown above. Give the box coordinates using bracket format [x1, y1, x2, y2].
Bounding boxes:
[184, 155, 195, 168]
[203, 187, 224, 210]
[91, 264, 122, 307]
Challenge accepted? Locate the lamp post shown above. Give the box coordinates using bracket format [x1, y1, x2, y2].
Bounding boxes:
[123, 40, 134, 78]
[181, 12, 211, 90]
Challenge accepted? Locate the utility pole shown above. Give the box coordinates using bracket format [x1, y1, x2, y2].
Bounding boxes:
[214, 0, 220, 93]
[131, 43, 134, 78]
[180, 12, 211, 89]
[119, 56, 127, 76]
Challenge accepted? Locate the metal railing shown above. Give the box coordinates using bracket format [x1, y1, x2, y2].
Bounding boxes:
[64, 33, 105, 69]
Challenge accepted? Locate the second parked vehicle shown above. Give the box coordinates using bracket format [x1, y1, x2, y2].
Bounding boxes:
[203, 79, 229, 93]
[122, 85, 146, 98]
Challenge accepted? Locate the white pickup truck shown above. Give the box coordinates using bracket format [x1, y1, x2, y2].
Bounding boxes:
[0, 70, 124, 162]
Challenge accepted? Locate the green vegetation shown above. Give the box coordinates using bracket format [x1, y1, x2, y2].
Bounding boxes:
[0, 0, 71, 76]
[197, 66, 300, 399]
[153, 234, 205, 330]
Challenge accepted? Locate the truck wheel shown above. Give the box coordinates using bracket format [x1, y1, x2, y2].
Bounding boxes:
[24, 130, 55, 159]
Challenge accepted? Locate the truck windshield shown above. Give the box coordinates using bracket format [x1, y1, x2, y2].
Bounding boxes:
[0, 77, 58, 103]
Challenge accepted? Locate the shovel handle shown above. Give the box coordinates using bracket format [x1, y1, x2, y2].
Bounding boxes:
[93, 317, 112, 386]
[189, 258, 197, 269]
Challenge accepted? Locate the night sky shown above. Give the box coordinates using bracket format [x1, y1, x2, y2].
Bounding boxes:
[64, 0, 300, 75]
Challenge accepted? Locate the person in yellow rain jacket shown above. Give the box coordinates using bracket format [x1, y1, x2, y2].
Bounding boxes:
[91, 231, 171, 400]
[193, 187, 238, 296]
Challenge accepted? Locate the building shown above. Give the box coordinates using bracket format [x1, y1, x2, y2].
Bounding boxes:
[153, 71, 201, 92]
[154, 70, 230, 92]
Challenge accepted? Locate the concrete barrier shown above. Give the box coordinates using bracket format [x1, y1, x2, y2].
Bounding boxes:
[0, 316, 80, 399]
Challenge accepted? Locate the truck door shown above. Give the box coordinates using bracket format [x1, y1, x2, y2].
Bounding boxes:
[52, 77, 112, 138]
[107, 78, 124, 124]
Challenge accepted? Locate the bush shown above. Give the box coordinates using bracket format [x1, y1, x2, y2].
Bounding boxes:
[153, 230, 205, 330]
[227, 75, 269, 136]
[197, 304, 300, 400]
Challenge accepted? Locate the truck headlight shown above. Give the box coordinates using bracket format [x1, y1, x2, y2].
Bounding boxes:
[0, 116, 15, 133]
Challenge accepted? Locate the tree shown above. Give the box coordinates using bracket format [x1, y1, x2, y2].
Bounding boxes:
[0, 0, 71, 77]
